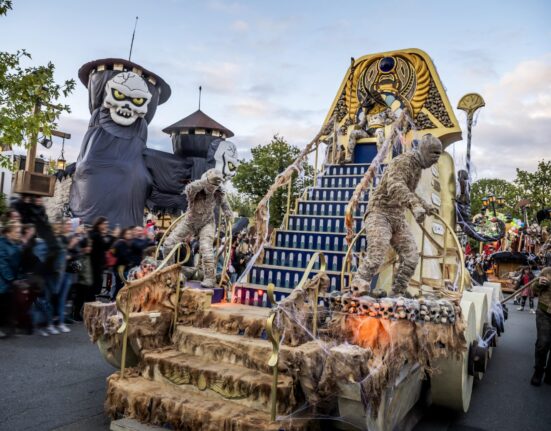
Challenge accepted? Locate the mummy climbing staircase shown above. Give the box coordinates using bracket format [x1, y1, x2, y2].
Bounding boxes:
[234, 160, 375, 304]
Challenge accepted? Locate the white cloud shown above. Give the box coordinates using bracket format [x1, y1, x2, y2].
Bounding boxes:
[231, 20, 249, 32]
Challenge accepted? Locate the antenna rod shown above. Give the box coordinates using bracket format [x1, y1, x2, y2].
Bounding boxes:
[129, 16, 139, 61]
[198, 86, 202, 110]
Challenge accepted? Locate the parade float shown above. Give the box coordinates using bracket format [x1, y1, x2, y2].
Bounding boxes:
[83, 48, 507, 431]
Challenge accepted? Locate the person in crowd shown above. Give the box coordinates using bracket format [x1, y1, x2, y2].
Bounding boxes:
[0, 222, 22, 339]
[517, 266, 536, 313]
[130, 226, 154, 268]
[471, 256, 487, 285]
[110, 228, 134, 299]
[32, 227, 59, 337]
[234, 237, 252, 277]
[72, 237, 93, 321]
[17, 224, 40, 334]
[55, 219, 81, 333]
[89, 217, 113, 300]
[2, 208, 21, 224]
[531, 267, 551, 386]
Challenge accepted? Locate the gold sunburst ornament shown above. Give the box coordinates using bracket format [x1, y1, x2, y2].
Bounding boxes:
[457, 93, 485, 117]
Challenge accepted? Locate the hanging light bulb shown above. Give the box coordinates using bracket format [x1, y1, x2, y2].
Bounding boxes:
[56, 137, 66, 170]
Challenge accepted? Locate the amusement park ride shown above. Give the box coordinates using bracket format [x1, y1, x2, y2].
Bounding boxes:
[81, 48, 508, 431]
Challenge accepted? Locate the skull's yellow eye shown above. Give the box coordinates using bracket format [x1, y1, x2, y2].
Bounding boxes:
[132, 97, 145, 106]
[112, 89, 126, 100]
[227, 162, 236, 171]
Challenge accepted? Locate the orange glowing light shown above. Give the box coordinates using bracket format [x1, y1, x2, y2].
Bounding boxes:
[347, 315, 390, 350]
[257, 289, 264, 296]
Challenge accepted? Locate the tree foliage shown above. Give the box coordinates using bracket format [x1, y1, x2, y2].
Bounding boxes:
[226, 192, 255, 218]
[471, 160, 551, 221]
[0, 1, 75, 168]
[514, 160, 551, 210]
[232, 134, 314, 227]
[471, 178, 522, 218]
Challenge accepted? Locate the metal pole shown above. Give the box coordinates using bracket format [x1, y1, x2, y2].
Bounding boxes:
[285, 177, 292, 230]
[313, 142, 319, 185]
[24, 100, 40, 173]
[465, 113, 473, 179]
[120, 290, 131, 379]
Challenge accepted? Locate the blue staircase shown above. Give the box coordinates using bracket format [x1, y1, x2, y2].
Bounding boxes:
[234, 153, 379, 306]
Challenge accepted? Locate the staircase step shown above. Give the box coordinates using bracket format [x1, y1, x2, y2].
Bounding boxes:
[173, 325, 274, 374]
[275, 230, 366, 252]
[233, 282, 293, 306]
[106, 373, 305, 431]
[296, 200, 367, 216]
[305, 186, 366, 201]
[183, 303, 270, 338]
[319, 174, 364, 188]
[288, 214, 362, 233]
[264, 247, 347, 272]
[249, 264, 349, 292]
[142, 349, 296, 415]
[324, 163, 370, 176]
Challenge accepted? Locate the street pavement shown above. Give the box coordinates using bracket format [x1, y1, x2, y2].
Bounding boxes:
[415, 303, 551, 431]
[0, 306, 550, 430]
[0, 323, 113, 431]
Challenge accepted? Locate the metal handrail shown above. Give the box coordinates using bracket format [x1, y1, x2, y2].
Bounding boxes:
[155, 213, 185, 260]
[117, 242, 191, 379]
[339, 212, 465, 296]
[266, 311, 281, 422]
[218, 218, 233, 295]
[265, 251, 325, 422]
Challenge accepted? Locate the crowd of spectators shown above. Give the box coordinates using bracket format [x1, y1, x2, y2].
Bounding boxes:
[0, 193, 259, 340]
[0, 202, 158, 339]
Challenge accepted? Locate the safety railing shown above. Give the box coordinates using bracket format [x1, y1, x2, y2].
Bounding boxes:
[155, 213, 185, 260]
[218, 218, 234, 297]
[117, 241, 191, 379]
[265, 251, 326, 421]
[340, 211, 465, 297]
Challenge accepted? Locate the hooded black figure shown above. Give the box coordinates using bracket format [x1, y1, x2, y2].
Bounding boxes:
[70, 58, 173, 227]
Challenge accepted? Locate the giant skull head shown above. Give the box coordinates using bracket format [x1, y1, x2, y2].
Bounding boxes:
[103, 72, 152, 126]
[214, 140, 240, 180]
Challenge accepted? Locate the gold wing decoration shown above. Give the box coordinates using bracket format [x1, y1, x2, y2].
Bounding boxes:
[326, 49, 463, 146]
[343, 53, 430, 123]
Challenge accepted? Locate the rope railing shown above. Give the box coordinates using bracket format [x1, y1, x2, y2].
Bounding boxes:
[117, 241, 191, 380]
[253, 116, 336, 254]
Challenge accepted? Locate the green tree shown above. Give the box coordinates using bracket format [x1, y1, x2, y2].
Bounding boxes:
[515, 160, 551, 211]
[227, 192, 255, 218]
[470, 178, 522, 218]
[0, 0, 75, 168]
[232, 134, 314, 227]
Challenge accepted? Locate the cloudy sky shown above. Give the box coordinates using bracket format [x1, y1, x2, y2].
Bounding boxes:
[1, 0, 549, 180]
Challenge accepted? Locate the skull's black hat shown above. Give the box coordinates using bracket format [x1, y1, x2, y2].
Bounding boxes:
[78, 58, 171, 104]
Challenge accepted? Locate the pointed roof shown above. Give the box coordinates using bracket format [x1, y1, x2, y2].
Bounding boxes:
[162, 109, 234, 137]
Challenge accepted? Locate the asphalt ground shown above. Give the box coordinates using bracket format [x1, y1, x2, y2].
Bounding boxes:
[0, 305, 549, 431]
[415, 303, 551, 431]
[0, 323, 113, 431]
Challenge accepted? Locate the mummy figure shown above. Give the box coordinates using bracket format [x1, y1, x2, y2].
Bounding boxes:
[350, 134, 443, 297]
[164, 169, 232, 288]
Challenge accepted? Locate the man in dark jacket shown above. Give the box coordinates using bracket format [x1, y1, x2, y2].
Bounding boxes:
[531, 267, 551, 386]
[0, 222, 22, 338]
